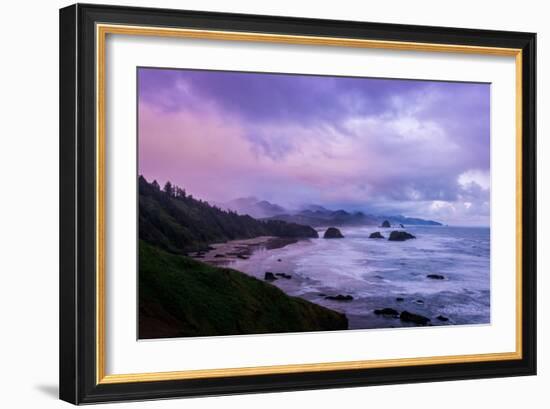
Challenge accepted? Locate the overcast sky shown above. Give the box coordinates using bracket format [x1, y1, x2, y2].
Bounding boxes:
[138, 67, 490, 226]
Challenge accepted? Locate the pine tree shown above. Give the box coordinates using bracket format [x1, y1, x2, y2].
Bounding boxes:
[175, 186, 186, 199]
[163, 181, 174, 197]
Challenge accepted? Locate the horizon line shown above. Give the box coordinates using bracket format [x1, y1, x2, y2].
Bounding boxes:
[138, 174, 491, 227]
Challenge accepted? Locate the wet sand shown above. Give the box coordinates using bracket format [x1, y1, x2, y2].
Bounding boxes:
[190, 236, 300, 266]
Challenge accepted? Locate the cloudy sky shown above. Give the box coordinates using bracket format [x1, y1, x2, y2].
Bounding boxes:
[138, 67, 490, 226]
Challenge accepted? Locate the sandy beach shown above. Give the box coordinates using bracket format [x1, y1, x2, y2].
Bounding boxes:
[190, 236, 301, 265]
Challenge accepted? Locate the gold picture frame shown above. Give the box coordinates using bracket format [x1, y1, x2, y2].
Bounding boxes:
[60, 4, 536, 404]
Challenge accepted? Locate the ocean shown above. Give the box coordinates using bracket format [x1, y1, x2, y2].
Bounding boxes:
[223, 225, 490, 329]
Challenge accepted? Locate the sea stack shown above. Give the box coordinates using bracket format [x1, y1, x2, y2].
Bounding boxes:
[388, 231, 416, 241]
[381, 220, 391, 228]
[369, 232, 384, 239]
[323, 227, 344, 239]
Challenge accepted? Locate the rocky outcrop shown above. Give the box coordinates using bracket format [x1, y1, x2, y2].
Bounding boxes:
[400, 311, 430, 325]
[388, 231, 416, 241]
[381, 220, 391, 228]
[369, 232, 384, 239]
[323, 227, 344, 239]
[436, 315, 449, 322]
[325, 294, 354, 301]
[427, 274, 445, 280]
[264, 272, 277, 281]
[275, 273, 292, 279]
[263, 219, 319, 238]
[374, 308, 399, 317]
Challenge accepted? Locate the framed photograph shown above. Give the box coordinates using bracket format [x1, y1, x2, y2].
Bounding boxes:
[59, 3, 536, 404]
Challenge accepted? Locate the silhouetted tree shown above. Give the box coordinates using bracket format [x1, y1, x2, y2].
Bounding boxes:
[164, 181, 174, 197]
[175, 187, 186, 199]
[151, 180, 160, 190]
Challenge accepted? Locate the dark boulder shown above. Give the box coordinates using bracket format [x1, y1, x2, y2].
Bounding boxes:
[214, 254, 225, 258]
[388, 231, 416, 241]
[264, 272, 277, 281]
[369, 232, 385, 239]
[427, 274, 445, 280]
[436, 315, 449, 322]
[399, 224, 405, 228]
[275, 273, 292, 279]
[325, 294, 354, 302]
[374, 308, 399, 317]
[396, 297, 405, 302]
[400, 311, 431, 325]
[381, 220, 391, 228]
[323, 227, 344, 239]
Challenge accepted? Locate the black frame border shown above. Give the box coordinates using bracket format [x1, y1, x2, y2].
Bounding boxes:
[59, 3, 536, 404]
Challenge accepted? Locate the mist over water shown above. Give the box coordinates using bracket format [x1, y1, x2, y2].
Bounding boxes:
[226, 226, 490, 329]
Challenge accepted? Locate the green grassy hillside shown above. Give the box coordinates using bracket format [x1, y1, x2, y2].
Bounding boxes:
[139, 241, 348, 338]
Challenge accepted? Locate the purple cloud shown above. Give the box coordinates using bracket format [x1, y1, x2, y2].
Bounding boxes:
[138, 67, 490, 225]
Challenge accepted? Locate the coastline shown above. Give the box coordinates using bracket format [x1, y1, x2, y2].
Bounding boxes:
[140, 240, 348, 338]
[189, 225, 490, 330]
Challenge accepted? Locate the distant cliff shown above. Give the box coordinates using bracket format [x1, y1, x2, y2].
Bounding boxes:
[266, 209, 378, 227]
[219, 198, 442, 227]
[266, 209, 441, 227]
[383, 215, 442, 226]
